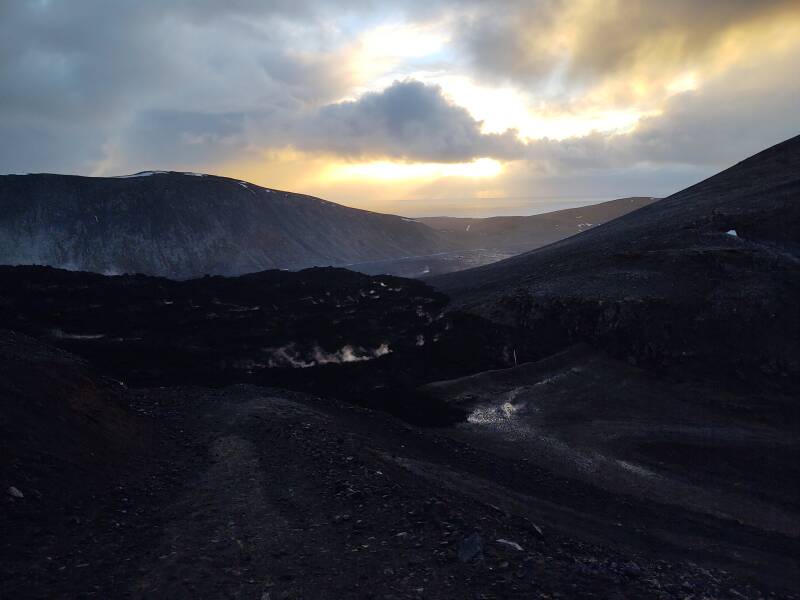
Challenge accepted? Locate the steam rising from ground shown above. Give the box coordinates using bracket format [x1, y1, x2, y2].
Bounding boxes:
[467, 401, 521, 425]
[266, 343, 391, 369]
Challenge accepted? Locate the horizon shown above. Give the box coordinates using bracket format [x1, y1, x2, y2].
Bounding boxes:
[2, 168, 653, 218]
[2, 1, 799, 216]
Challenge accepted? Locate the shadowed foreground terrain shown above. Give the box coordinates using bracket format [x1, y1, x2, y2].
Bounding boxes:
[2, 331, 797, 599]
[1, 265, 798, 598]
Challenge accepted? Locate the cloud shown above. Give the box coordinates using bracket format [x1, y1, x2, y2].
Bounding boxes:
[110, 111, 251, 170]
[282, 80, 524, 162]
[620, 52, 800, 166]
[456, 0, 800, 93]
[0, 0, 379, 173]
[95, 80, 527, 171]
[521, 44, 800, 174]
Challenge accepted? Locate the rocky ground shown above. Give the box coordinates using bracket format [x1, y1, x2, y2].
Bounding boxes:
[4, 372, 795, 599]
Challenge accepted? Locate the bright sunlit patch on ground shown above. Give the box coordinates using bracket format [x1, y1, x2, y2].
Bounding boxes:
[328, 158, 502, 181]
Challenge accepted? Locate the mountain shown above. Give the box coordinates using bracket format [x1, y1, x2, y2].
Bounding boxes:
[430, 134, 800, 385]
[0, 172, 652, 280]
[0, 171, 452, 279]
[417, 196, 657, 253]
[345, 197, 654, 278]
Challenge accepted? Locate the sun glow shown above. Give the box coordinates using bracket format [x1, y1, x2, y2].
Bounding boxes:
[666, 72, 699, 94]
[382, 72, 650, 140]
[328, 158, 503, 181]
[348, 22, 451, 96]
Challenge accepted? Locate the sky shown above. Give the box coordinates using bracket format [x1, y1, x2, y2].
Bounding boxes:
[1, 1, 799, 217]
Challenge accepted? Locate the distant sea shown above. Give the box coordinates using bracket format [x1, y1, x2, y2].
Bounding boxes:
[391, 196, 638, 218]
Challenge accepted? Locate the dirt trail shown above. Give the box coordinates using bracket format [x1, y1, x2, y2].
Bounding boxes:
[131, 395, 326, 598]
[134, 434, 280, 598]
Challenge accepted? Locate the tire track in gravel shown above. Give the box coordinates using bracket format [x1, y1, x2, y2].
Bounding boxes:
[133, 398, 297, 599]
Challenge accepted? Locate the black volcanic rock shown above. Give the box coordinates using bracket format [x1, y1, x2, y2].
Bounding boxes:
[0, 171, 452, 278]
[0, 265, 531, 423]
[430, 134, 800, 385]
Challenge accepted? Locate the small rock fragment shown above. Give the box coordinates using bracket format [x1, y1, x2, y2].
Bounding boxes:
[7, 486, 24, 499]
[458, 532, 483, 562]
[496, 539, 524, 552]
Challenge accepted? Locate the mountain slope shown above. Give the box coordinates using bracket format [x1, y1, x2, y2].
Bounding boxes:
[418, 196, 656, 252]
[0, 171, 452, 278]
[342, 197, 656, 278]
[430, 134, 800, 384]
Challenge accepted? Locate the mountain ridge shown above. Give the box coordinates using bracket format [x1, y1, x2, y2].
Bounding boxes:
[0, 170, 452, 279]
[0, 170, 655, 280]
[416, 196, 657, 252]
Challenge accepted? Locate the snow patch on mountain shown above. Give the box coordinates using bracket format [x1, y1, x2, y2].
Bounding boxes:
[114, 171, 168, 178]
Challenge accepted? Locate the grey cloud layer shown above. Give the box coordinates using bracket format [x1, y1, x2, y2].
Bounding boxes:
[283, 81, 524, 162]
[0, 0, 378, 172]
[0, 0, 798, 180]
[456, 0, 800, 88]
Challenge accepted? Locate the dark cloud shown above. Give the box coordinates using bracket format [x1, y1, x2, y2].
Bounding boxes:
[456, 0, 800, 88]
[0, 0, 384, 173]
[455, 0, 564, 85]
[620, 60, 800, 166]
[115, 111, 250, 170]
[95, 80, 526, 170]
[521, 51, 800, 174]
[285, 80, 524, 162]
[566, 0, 797, 84]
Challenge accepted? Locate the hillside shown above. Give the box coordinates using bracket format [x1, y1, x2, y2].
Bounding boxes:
[430, 134, 800, 385]
[418, 196, 656, 252]
[0, 172, 654, 279]
[0, 171, 451, 279]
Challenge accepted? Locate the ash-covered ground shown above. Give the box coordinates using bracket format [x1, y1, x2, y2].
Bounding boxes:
[1, 263, 797, 599]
